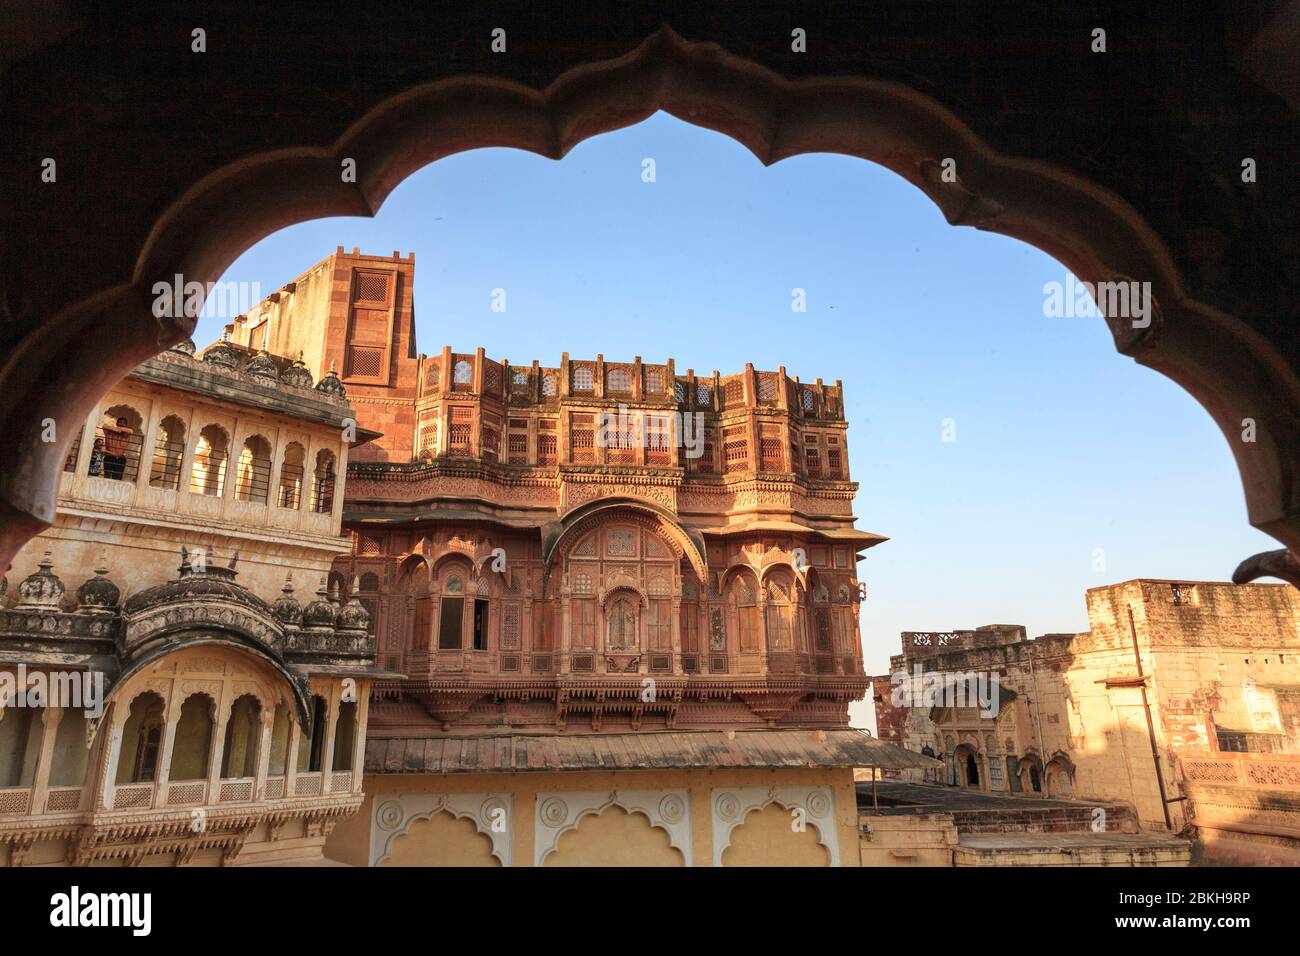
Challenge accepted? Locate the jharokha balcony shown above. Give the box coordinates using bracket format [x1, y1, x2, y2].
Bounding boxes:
[0, 550, 392, 866]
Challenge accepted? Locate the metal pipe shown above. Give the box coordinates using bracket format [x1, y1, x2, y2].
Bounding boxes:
[1128, 604, 1173, 830]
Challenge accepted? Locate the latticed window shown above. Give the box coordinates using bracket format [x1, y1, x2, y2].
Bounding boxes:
[827, 448, 842, 476]
[572, 597, 596, 649]
[537, 432, 557, 465]
[674, 380, 686, 403]
[453, 360, 473, 385]
[482, 426, 500, 462]
[542, 374, 557, 397]
[353, 271, 389, 303]
[734, 578, 759, 652]
[648, 599, 671, 650]
[507, 431, 528, 464]
[680, 602, 699, 653]
[512, 369, 528, 386]
[418, 421, 439, 458]
[607, 368, 631, 393]
[723, 378, 744, 406]
[802, 389, 815, 413]
[696, 383, 711, 406]
[757, 375, 777, 403]
[572, 366, 593, 391]
[723, 429, 749, 473]
[765, 580, 794, 650]
[645, 369, 663, 393]
[484, 363, 500, 391]
[760, 437, 784, 471]
[571, 415, 595, 463]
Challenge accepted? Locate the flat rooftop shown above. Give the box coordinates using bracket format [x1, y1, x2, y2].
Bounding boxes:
[856, 780, 1133, 814]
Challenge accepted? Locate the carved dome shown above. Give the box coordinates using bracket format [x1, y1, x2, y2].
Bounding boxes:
[271, 575, 303, 625]
[76, 562, 121, 610]
[302, 578, 337, 628]
[202, 340, 240, 369]
[315, 366, 346, 399]
[16, 552, 64, 609]
[123, 548, 273, 618]
[280, 359, 314, 389]
[245, 348, 280, 381]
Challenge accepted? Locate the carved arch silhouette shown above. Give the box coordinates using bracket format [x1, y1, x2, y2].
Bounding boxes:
[3, 25, 1295, 575]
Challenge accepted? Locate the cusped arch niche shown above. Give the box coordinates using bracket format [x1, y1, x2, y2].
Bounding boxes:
[372, 793, 512, 867]
[535, 789, 691, 867]
[5, 26, 1296, 576]
[713, 787, 839, 867]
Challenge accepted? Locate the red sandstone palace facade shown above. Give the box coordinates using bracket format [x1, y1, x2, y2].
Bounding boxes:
[227, 248, 885, 736]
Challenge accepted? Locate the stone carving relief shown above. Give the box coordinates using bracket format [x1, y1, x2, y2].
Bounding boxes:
[370, 793, 513, 867]
[533, 789, 691, 866]
[711, 786, 839, 866]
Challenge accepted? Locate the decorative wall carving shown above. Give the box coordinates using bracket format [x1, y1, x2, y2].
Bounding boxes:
[711, 786, 839, 866]
[370, 792, 513, 866]
[533, 788, 691, 866]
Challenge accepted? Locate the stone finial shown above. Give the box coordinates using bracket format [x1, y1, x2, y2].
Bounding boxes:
[16, 551, 65, 609]
[302, 576, 337, 628]
[337, 576, 371, 632]
[272, 573, 303, 625]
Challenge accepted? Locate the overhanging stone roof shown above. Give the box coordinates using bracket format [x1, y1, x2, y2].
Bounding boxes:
[365, 728, 941, 774]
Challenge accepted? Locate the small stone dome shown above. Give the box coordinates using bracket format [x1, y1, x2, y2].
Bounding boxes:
[315, 365, 347, 399]
[76, 561, 121, 611]
[302, 578, 337, 628]
[170, 337, 197, 355]
[245, 349, 280, 381]
[337, 584, 371, 632]
[17, 552, 65, 609]
[202, 341, 240, 369]
[280, 359, 314, 389]
[271, 575, 303, 625]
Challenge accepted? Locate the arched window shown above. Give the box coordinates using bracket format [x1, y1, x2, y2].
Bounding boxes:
[169, 693, 214, 781]
[299, 696, 328, 773]
[116, 692, 164, 784]
[148, 415, 186, 490]
[48, 708, 90, 787]
[312, 449, 336, 513]
[764, 576, 795, 651]
[438, 573, 465, 649]
[541, 374, 557, 397]
[607, 368, 631, 393]
[332, 701, 357, 771]
[278, 441, 305, 508]
[731, 575, 760, 652]
[234, 434, 272, 503]
[190, 424, 229, 496]
[606, 595, 638, 651]
[453, 359, 472, 384]
[221, 694, 261, 778]
[268, 703, 292, 776]
[964, 751, 980, 788]
[573, 366, 593, 391]
[0, 704, 41, 787]
[99, 404, 144, 482]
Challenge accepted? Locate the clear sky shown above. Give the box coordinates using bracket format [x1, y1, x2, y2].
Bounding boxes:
[202, 112, 1278, 730]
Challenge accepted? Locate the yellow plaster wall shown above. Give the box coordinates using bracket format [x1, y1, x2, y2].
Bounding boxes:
[331, 765, 860, 867]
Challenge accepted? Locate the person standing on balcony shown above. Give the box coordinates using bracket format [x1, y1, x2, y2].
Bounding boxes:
[101, 416, 131, 480]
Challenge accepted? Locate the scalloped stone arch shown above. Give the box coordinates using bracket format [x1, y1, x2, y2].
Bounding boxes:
[1, 25, 1295, 575]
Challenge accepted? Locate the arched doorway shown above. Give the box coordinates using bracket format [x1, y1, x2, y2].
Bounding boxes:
[4, 24, 1296, 580]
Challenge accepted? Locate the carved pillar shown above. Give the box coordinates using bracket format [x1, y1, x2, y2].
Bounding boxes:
[29, 706, 64, 815]
[351, 682, 370, 794]
[284, 714, 300, 798]
[205, 684, 231, 803]
[153, 687, 186, 798]
[97, 710, 129, 811]
[558, 593, 572, 675]
[252, 713, 274, 801]
[670, 594, 682, 676]
[319, 685, 339, 794]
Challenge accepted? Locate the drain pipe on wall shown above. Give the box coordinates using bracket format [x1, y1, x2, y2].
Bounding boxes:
[1128, 604, 1174, 830]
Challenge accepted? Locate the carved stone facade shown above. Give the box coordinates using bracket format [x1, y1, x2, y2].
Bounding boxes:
[873, 579, 1300, 864]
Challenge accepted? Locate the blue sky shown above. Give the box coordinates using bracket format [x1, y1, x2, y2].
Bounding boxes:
[204, 112, 1276, 726]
